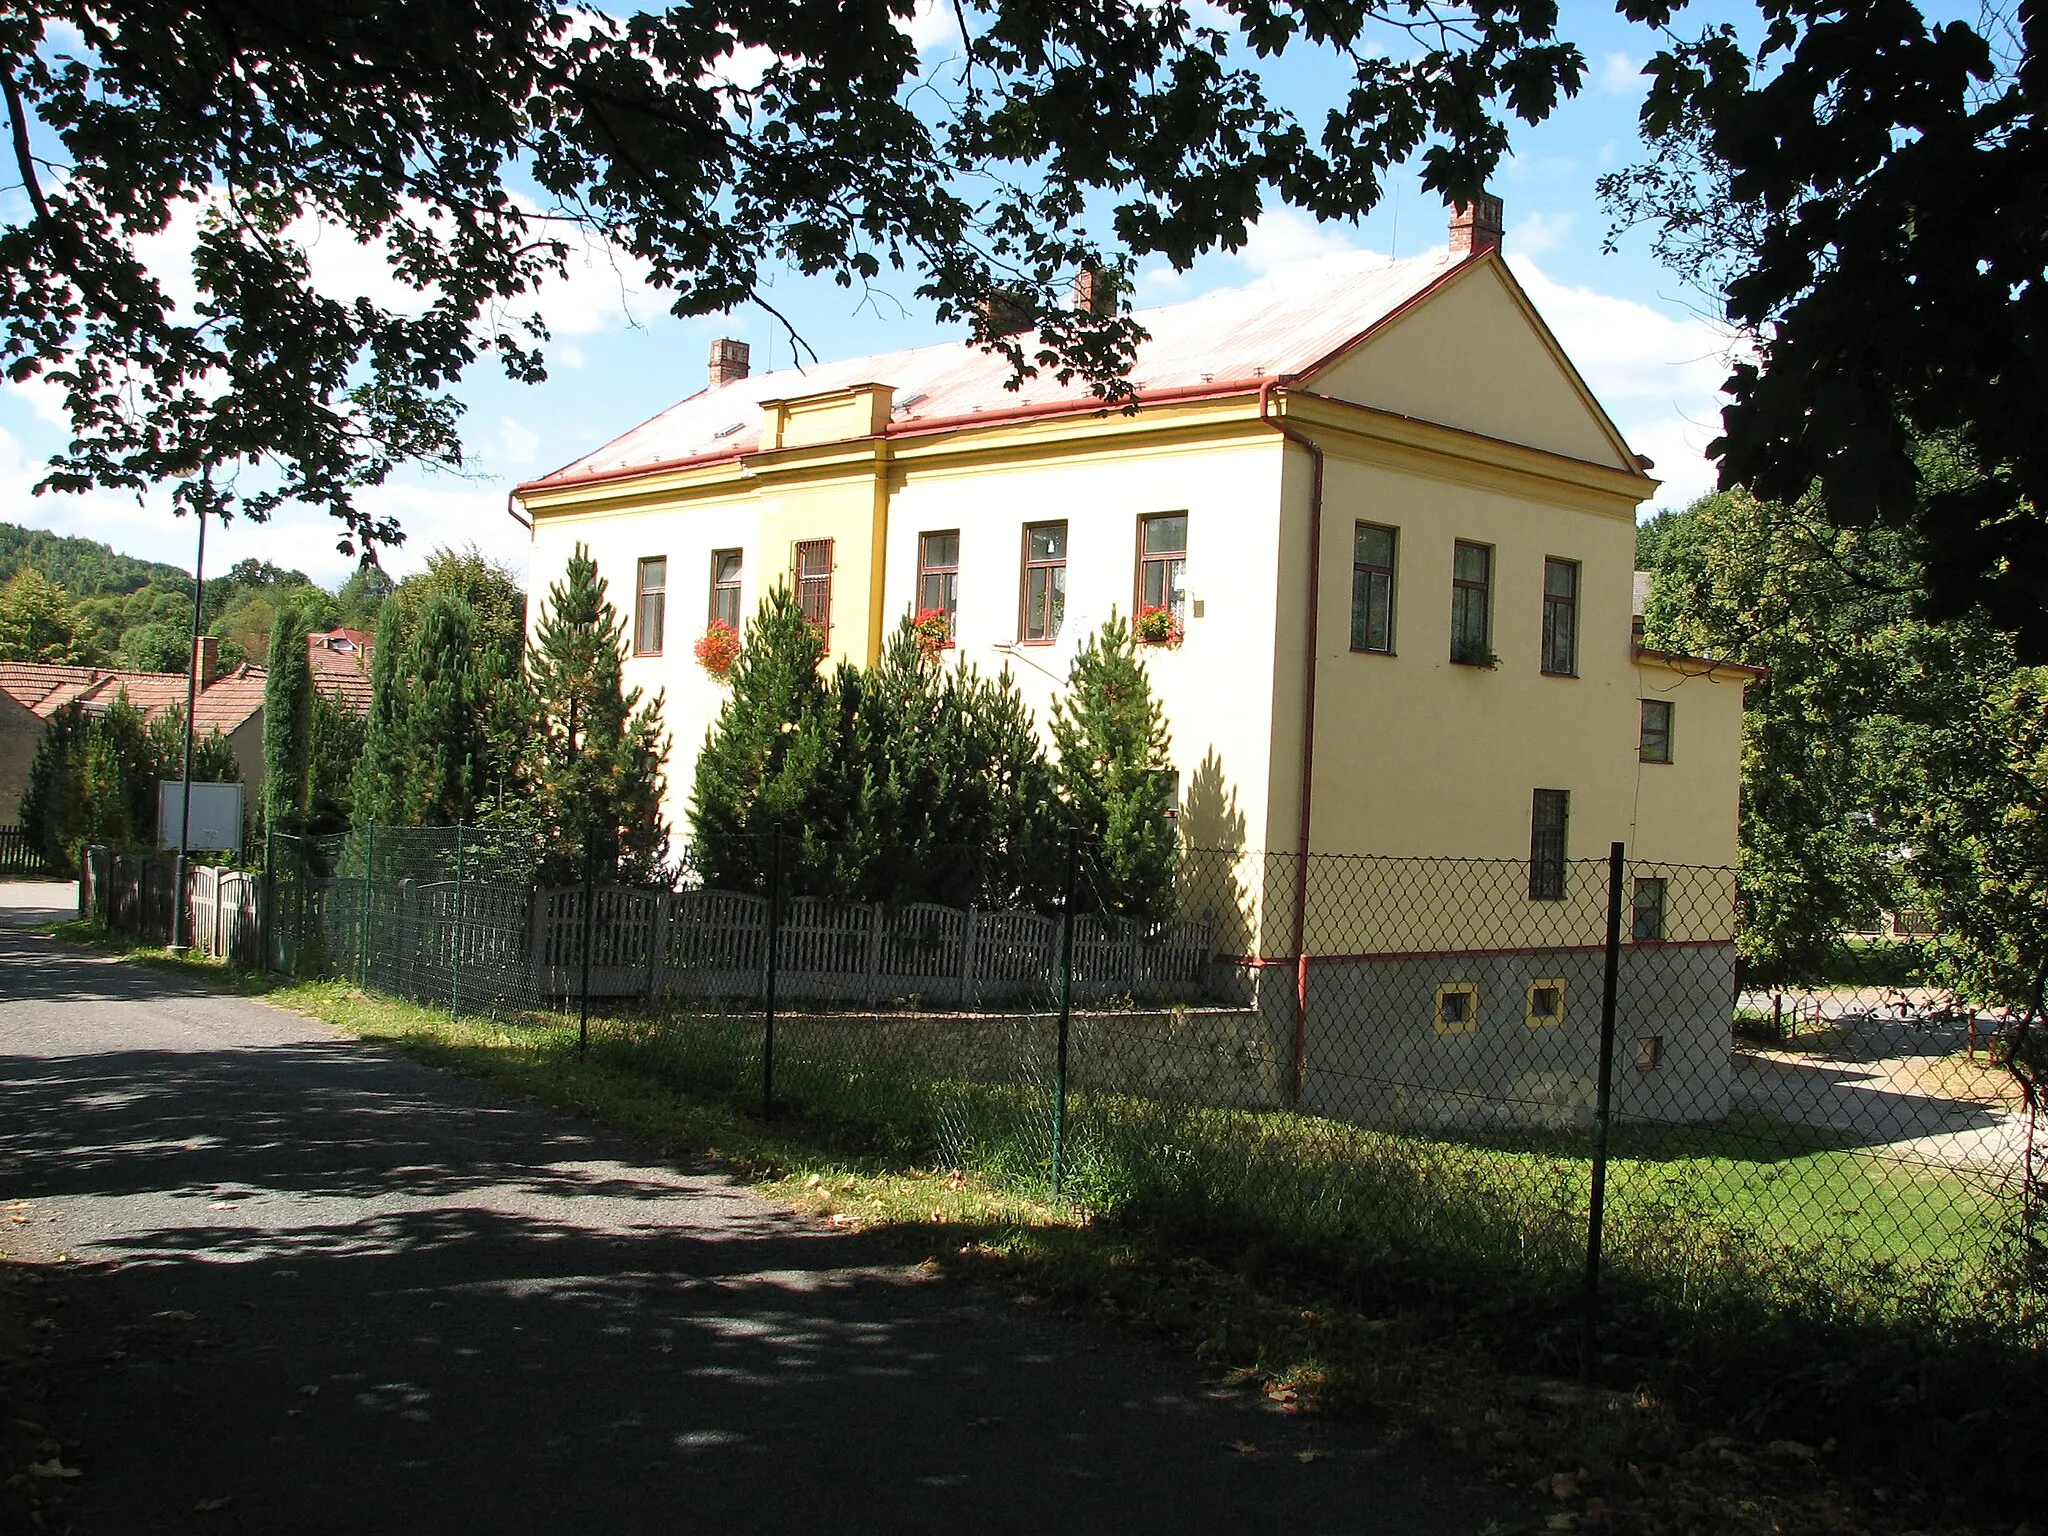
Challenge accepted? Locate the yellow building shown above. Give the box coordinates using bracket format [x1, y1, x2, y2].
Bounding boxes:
[517, 200, 1746, 870]
[516, 201, 1754, 1121]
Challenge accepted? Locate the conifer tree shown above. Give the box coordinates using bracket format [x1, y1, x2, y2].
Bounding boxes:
[687, 584, 836, 891]
[307, 691, 366, 832]
[350, 598, 409, 829]
[79, 690, 156, 849]
[1049, 614, 1179, 920]
[948, 661, 1059, 907]
[262, 603, 314, 832]
[397, 593, 492, 826]
[527, 544, 670, 885]
[827, 620, 1058, 907]
[18, 703, 91, 868]
[146, 705, 242, 788]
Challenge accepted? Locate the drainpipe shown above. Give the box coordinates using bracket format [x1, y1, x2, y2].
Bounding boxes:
[505, 490, 532, 531]
[1259, 378, 1325, 1108]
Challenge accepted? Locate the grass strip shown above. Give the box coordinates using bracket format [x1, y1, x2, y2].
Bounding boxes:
[41, 924, 2039, 1536]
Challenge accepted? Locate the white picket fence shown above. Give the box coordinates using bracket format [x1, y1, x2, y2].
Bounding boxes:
[527, 887, 1217, 1006]
[78, 848, 262, 965]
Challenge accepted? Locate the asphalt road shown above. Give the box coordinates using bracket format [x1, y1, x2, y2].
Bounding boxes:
[1, 904, 1514, 1535]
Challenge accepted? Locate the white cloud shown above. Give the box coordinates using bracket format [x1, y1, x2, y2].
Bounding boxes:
[3, 374, 70, 430]
[1600, 51, 1645, 95]
[901, 0, 960, 54]
[1623, 414, 1725, 510]
[1512, 209, 1575, 257]
[1137, 264, 1189, 295]
[1231, 207, 1362, 275]
[493, 417, 542, 469]
[1507, 254, 1739, 405]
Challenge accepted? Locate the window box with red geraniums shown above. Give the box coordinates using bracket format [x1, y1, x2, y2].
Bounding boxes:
[694, 619, 742, 677]
[910, 607, 952, 658]
[1134, 603, 1183, 648]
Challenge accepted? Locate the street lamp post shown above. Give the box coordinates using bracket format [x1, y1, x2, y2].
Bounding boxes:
[167, 502, 206, 955]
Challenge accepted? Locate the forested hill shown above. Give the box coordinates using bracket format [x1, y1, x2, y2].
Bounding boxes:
[0, 520, 191, 595]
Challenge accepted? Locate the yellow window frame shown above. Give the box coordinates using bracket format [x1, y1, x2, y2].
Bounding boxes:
[1434, 981, 1479, 1035]
[1525, 978, 1567, 1028]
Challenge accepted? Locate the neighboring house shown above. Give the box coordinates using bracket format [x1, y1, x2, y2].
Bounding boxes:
[307, 627, 374, 714]
[515, 198, 1760, 1122]
[0, 632, 376, 821]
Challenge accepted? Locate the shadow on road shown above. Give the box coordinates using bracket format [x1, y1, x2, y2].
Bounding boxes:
[1, 932, 1507, 1536]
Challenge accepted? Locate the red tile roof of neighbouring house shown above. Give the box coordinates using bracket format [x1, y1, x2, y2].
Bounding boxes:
[519, 247, 1470, 494]
[306, 628, 374, 711]
[0, 629, 377, 735]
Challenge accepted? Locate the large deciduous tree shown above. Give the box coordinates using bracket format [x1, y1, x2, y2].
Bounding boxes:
[0, 567, 89, 662]
[1, 2, 1586, 551]
[1606, 1, 2048, 655]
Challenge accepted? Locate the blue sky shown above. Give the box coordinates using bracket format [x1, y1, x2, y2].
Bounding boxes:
[0, 3, 1755, 590]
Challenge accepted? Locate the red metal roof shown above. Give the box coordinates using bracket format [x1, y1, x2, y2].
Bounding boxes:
[520, 247, 1466, 495]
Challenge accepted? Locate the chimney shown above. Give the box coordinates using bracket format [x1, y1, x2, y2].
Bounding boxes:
[1448, 192, 1505, 258]
[191, 634, 218, 684]
[978, 289, 1035, 337]
[708, 337, 751, 387]
[1072, 266, 1115, 318]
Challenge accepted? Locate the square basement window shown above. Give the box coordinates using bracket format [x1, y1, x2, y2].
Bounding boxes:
[1635, 1035, 1664, 1070]
[1525, 978, 1566, 1028]
[1435, 982, 1479, 1035]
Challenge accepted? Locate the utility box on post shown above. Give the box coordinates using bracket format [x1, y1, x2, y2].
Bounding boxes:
[157, 781, 245, 856]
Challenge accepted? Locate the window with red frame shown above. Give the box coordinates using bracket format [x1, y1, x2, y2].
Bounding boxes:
[794, 539, 833, 638]
[918, 530, 959, 641]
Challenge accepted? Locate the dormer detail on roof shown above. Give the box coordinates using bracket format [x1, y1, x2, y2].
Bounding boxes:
[759, 383, 895, 452]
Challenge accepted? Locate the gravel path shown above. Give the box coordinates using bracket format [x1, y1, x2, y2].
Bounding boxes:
[0, 911, 1509, 1535]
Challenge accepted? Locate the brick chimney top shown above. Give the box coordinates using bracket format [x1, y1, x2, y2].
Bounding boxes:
[1449, 193, 1504, 258]
[191, 634, 219, 684]
[708, 337, 750, 387]
[1072, 266, 1115, 318]
[979, 290, 1035, 337]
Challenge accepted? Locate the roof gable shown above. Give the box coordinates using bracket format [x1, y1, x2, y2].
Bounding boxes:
[1303, 255, 1640, 472]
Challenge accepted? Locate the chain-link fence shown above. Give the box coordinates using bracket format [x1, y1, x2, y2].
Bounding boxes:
[109, 822, 2037, 1491]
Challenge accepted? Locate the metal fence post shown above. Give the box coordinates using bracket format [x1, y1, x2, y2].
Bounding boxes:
[1054, 830, 1078, 1198]
[451, 821, 465, 1018]
[1582, 840, 1626, 1382]
[578, 822, 597, 1058]
[763, 824, 784, 1119]
[358, 823, 375, 988]
[261, 825, 275, 973]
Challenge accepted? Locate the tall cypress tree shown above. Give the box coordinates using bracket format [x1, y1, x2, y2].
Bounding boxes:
[262, 603, 314, 832]
[399, 593, 492, 826]
[527, 544, 670, 884]
[1049, 614, 1179, 919]
[350, 598, 409, 828]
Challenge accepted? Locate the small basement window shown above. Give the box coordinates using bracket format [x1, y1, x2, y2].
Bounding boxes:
[1525, 978, 1566, 1028]
[1435, 982, 1479, 1035]
[1635, 1035, 1664, 1070]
